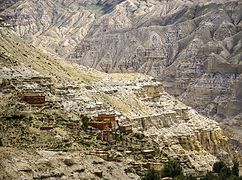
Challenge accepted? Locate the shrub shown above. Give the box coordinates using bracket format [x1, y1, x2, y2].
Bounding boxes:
[201, 171, 219, 180]
[162, 159, 183, 178]
[227, 176, 242, 180]
[219, 166, 232, 180]
[203, 161, 241, 180]
[142, 168, 161, 180]
[232, 162, 239, 177]
[213, 161, 227, 174]
[173, 175, 196, 180]
[81, 116, 89, 131]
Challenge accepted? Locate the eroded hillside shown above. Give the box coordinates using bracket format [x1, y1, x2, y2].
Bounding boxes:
[1, 27, 240, 179]
[1, 0, 242, 146]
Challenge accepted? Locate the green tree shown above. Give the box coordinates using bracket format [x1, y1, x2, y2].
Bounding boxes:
[213, 161, 227, 174]
[201, 171, 219, 180]
[227, 176, 242, 180]
[173, 175, 196, 180]
[142, 168, 160, 180]
[161, 159, 183, 178]
[232, 162, 239, 177]
[81, 116, 89, 131]
[219, 166, 232, 180]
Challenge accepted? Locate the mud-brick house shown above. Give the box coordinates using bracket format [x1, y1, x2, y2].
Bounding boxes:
[89, 114, 117, 130]
[89, 114, 118, 143]
[119, 124, 132, 134]
[22, 92, 45, 105]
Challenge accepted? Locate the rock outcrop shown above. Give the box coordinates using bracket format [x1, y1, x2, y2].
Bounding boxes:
[0, 27, 239, 178]
[1, 0, 241, 147]
[0, 148, 138, 180]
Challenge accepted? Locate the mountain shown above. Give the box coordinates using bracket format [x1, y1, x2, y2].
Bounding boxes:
[0, 27, 239, 178]
[1, 0, 242, 141]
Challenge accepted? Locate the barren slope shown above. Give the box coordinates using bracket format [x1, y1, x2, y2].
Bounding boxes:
[1, 27, 240, 178]
[1, 0, 242, 132]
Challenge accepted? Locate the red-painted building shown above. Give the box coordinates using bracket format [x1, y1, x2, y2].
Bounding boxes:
[89, 114, 117, 130]
[22, 95, 45, 105]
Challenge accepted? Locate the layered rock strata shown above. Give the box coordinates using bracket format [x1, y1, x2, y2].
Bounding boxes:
[0, 28, 238, 178]
[1, 0, 241, 144]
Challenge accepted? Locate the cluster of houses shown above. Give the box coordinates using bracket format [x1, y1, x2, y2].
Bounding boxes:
[1, 65, 191, 146]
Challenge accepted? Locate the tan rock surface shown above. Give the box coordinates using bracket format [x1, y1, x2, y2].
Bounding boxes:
[0, 28, 239, 178]
[1, 0, 241, 147]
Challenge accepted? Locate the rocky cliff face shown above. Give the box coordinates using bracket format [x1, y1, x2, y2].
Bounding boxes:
[0, 27, 238, 178]
[1, 0, 241, 145]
